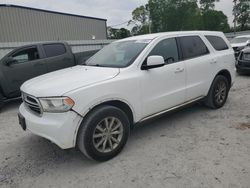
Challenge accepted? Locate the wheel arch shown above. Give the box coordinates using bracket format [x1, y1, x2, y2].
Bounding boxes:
[92, 100, 135, 126]
[215, 69, 232, 86]
[74, 99, 135, 147]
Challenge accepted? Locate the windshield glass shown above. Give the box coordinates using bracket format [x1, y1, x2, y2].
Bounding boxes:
[231, 37, 250, 44]
[85, 40, 150, 68]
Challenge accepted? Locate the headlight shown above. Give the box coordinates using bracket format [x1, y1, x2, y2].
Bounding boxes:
[39, 97, 75, 113]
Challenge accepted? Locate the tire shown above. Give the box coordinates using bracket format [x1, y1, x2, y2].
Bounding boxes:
[0, 92, 4, 111]
[205, 75, 229, 109]
[77, 105, 130, 161]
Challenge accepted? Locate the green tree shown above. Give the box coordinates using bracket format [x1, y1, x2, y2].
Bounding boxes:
[131, 5, 149, 25]
[129, 5, 150, 35]
[148, 0, 203, 32]
[200, 0, 230, 32]
[233, 0, 250, 30]
[108, 27, 131, 39]
[131, 0, 230, 34]
[202, 10, 230, 32]
[200, 0, 219, 10]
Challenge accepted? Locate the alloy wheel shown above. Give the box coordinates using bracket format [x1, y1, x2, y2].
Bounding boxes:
[93, 117, 124, 153]
[214, 80, 227, 105]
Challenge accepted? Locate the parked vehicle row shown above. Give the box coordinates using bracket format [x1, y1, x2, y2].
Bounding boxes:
[18, 31, 235, 161]
[230, 35, 250, 58]
[0, 42, 97, 109]
[236, 47, 250, 74]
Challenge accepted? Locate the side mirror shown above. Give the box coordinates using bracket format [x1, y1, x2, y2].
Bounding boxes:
[142, 56, 165, 70]
[4, 57, 16, 66]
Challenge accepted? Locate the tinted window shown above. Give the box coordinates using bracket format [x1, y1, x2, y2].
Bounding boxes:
[205, 35, 229, 51]
[149, 38, 179, 64]
[179, 36, 209, 59]
[11, 47, 39, 64]
[43, 44, 66, 57]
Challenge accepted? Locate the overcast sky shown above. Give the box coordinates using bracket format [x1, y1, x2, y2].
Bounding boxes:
[1, 0, 234, 27]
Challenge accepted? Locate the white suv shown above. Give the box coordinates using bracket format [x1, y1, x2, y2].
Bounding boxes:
[18, 31, 235, 161]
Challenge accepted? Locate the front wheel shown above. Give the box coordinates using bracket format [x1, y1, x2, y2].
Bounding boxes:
[205, 75, 229, 109]
[77, 105, 130, 161]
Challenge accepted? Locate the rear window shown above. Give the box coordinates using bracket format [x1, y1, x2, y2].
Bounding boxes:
[43, 43, 66, 57]
[179, 36, 209, 60]
[205, 35, 229, 51]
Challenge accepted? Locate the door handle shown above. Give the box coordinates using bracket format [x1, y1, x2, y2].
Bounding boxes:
[175, 67, 184, 73]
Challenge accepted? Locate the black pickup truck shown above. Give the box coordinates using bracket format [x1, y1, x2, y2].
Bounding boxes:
[0, 42, 98, 109]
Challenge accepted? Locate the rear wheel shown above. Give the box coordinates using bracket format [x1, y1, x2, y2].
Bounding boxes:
[205, 75, 229, 109]
[77, 105, 130, 161]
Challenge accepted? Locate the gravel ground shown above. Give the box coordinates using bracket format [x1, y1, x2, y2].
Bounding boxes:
[0, 74, 250, 188]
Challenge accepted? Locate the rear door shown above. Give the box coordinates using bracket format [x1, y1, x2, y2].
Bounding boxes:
[177, 35, 215, 101]
[1, 46, 47, 96]
[42, 43, 75, 72]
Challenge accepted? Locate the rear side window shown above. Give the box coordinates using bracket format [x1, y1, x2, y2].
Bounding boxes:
[43, 44, 66, 58]
[205, 35, 229, 51]
[179, 36, 209, 60]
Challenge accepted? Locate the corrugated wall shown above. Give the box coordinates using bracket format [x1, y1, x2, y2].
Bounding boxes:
[0, 5, 107, 42]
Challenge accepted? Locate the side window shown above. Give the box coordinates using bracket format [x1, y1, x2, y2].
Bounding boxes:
[179, 36, 209, 60]
[11, 47, 40, 64]
[43, 44, 66, 58]
[149, 38, 179, 64]
[205, 35, 229, 51]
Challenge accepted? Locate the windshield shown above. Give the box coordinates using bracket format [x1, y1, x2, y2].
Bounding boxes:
[85, 40, 150, 68]
[231, 37, 250, 44]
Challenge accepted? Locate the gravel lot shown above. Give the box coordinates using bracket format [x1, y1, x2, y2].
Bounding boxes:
[0, 74, 250, 188]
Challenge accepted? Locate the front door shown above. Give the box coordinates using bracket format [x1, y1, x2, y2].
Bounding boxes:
[1, 46, 47, 97]
[140, 38, 186, 118]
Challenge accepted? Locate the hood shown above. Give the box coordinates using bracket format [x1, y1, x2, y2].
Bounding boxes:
[231, 42, 247, 48]
[21, 65, 120, 97]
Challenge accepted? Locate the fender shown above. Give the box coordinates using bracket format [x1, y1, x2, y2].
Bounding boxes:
[72, 97, 136, 147]
[206, 69, 232, 96]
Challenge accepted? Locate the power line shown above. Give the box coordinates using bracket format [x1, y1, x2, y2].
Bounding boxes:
[108, 20, 132, 28]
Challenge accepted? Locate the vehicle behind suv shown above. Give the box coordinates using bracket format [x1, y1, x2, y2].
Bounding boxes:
[236, 47, 250, 74]
[0, 42, 97, 110]
[18, 31, 235, 161]
[230, 35, 250, 58]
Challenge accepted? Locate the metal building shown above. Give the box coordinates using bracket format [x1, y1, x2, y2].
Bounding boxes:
[0, 4, 107, 42]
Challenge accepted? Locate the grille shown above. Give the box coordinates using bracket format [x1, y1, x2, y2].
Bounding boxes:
[22, 93, 42, 115]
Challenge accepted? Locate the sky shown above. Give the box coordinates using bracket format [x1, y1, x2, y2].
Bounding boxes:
[1, 0, 234, 28]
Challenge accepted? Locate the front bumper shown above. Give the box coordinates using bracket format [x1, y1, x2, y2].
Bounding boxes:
[19, 103, 83, 149]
